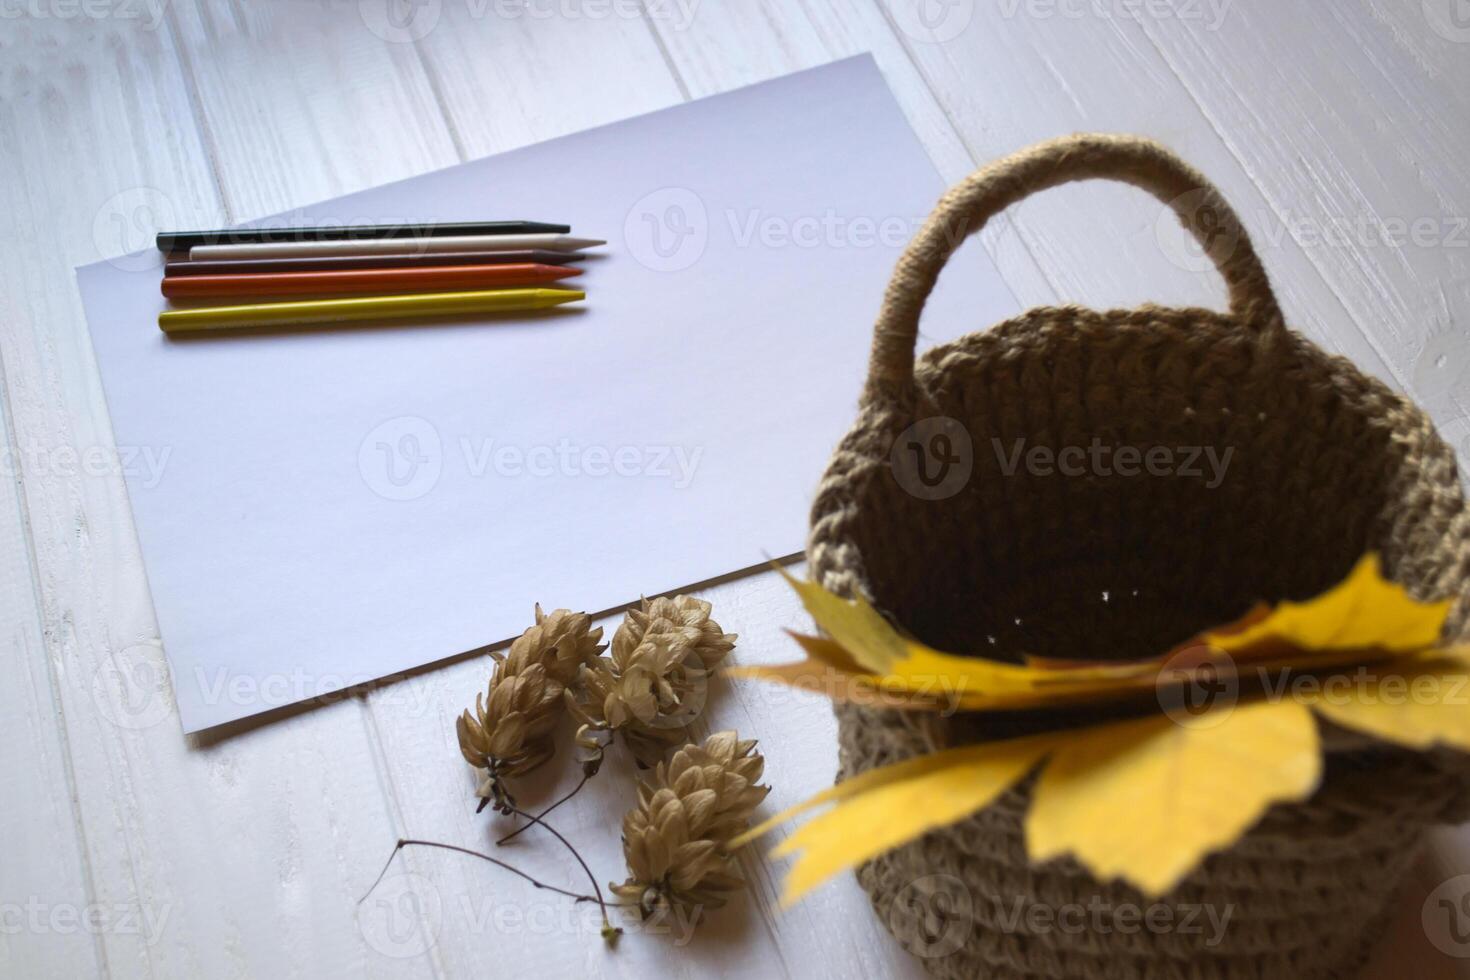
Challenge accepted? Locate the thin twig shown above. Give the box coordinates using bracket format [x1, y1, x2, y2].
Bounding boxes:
[497, 775, 589, 845]
[506, 805, 617, 936]
[359, 838, 600, 906]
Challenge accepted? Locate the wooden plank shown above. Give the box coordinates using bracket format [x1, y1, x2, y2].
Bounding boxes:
[0, 12, 433, 979]
[643, 0, 1052, 307]
[1133, 1, 1470, 426]
[858, 0, 1401, 393]
[414, 3, 685, 156]
[0, 297, 101, 980]
[169, 0, 457, 220]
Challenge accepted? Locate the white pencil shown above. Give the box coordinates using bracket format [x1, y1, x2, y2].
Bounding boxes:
[189, 234, 606, 260]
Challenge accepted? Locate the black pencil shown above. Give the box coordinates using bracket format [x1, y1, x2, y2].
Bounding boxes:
[155, 220, 571, 252]
[163, 249, 587, 277]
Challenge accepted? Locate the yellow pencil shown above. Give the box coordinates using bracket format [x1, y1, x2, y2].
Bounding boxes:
[158, 287, 585, 334]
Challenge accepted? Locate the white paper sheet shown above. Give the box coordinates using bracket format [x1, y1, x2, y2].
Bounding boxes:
[77, 56, 1018, 732]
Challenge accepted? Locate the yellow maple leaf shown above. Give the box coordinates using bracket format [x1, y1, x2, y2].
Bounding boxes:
[727, 568, 1159, 710]
[766, 735, 1060, 905]
[1205, 553, 1453, 658]
[1025, 699, 1320, 895]
[1305, 650, 1470, 751]
[731, 553, 1467, 902]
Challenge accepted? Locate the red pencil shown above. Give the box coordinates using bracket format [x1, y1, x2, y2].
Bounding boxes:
[161, 263, 581, 300]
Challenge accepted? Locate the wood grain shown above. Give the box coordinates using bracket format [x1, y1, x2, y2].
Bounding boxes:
[1134, 3, 1470, 426]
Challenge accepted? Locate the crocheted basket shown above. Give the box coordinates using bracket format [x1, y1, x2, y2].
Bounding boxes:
[808, 134, 1470, 978]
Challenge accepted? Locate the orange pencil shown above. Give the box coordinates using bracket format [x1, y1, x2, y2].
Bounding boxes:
[161, 262, 581, 300]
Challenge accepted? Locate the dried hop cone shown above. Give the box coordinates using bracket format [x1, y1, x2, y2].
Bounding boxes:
[615, 595, 737, 670]
[612, 731, 769, 921]
[567, 596, 738, 768]
[457, 605, 606, 810]
[569, 632, 707, 768]
[509, 604, 607, 687]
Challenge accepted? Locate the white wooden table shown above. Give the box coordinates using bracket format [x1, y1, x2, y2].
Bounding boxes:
[4, 3, 1469, 977]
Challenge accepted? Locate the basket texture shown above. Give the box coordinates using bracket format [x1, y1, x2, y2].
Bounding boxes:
[808, 134, 1470, 978]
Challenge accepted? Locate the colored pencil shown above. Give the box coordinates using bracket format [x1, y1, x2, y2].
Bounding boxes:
[161, 263, 581, 300]
[164, 249, 584, 276]
[191, 234, 605, 261]
[159, 288, 585, 334]
[156, 220, 570, 251]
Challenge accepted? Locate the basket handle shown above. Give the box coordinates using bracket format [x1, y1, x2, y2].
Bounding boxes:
[866, 133, 1285, 399]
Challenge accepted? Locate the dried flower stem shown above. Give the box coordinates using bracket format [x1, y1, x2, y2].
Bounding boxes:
[365, 820, 623, 941]
[497, 774, 590, 846]
[503, 803, 617, 936]
[361, 838, 600, 907]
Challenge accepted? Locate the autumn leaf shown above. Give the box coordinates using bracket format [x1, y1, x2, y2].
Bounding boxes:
[762, 734, 1062, 905]
[1305, 650, 1470, 752]
[1206, 554, 1454, 660]
[731, 553, 1467, 901]
[1025, 699, 1321, 895]
[729, 568, 1159, 710]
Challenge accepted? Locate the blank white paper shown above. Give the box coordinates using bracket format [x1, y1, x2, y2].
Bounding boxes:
[77, 56, 1018, 732]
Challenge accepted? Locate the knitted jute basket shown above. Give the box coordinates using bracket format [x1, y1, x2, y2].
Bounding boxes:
[809, 134, 1470, 978]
